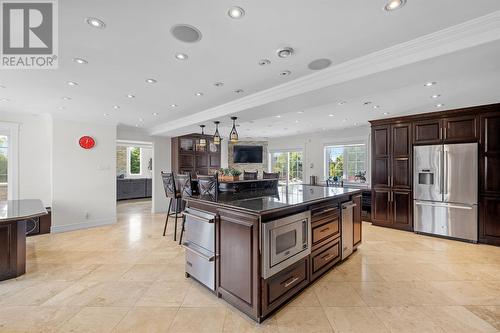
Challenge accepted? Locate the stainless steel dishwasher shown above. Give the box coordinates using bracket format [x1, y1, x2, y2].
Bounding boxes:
[182, 208, 217, 291]
[341, 201, 356, 260]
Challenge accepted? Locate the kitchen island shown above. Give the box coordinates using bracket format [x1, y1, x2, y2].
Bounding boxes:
[182, 184, 362, 322]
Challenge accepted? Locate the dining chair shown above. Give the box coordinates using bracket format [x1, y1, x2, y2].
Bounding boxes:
[263, 171, 280, 179]
[175, 173, 192, 245]
[243, 170, 258, 180]
[161, 171, 182, 239]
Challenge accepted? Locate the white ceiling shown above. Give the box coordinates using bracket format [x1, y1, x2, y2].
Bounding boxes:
[1, 0, 499, 139]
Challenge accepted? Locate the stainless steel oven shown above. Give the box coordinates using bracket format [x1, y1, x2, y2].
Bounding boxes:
[262, 211, 311, 279]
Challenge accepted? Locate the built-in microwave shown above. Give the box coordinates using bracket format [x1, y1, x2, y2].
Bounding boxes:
[261, 211, 311, 279]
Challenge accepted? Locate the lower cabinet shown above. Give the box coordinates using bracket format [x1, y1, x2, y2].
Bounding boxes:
[479, 196, 500, 246]
[310, 237, 341, 282]
[262, 257, 309, 317]
[372, 189, 412, 231]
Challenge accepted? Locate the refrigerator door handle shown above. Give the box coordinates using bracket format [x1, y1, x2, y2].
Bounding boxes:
[415, 201, 473, 210]
[444, 150, 449, 195]
[438, 149, 443, 194]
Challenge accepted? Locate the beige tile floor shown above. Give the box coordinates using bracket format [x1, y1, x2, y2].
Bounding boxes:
[0, 199, 499, 332]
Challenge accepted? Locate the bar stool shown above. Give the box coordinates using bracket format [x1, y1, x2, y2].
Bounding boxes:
[175, 173, 192, 245]
[161, 171, 182, 240]
[263, 171, 280, 179]
[243, 170, 258, 180]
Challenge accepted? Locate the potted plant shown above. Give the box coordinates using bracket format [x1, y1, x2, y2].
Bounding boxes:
[218, 168, 242, 181]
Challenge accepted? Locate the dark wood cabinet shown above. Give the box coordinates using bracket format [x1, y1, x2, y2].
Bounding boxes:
[217, 209, 260, 319]
[371, 122, 412, 230]
[414, 115, 478, 145]
[414, 119, 442, 144]
[172, 134, 221, 177]
[371, 103, 499, 245]
[443, 115, 478, 143]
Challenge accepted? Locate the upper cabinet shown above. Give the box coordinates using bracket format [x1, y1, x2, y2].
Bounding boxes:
[172, 134, 222, 177]
[413, 115, 478, 145]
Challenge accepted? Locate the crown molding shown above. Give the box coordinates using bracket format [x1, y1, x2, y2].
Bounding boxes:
[151, 11, 500, 136]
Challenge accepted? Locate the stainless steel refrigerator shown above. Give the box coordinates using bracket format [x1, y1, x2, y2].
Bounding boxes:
[413, 143, 478, 242]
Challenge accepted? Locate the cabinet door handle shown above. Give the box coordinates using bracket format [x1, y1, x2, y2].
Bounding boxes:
[321, 253, 334, 261]
[319, 226, 330, 233]
[283, 277, 300, 288]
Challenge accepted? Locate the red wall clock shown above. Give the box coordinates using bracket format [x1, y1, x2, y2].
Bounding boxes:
[79, 136, 95, 149]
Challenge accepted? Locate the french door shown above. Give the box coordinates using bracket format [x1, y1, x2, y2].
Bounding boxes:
[270, 151, 304, 184]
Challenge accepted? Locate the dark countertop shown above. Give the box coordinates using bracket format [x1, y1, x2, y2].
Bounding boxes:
[185, 184, 361, 214]
[0, 199, 48, 223]
[219, 179, 278, 184]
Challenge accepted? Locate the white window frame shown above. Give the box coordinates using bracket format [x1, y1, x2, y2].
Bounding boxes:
[0, 122, 19, 200]
[268, 148, 305, 184]
[323, 137, 370, 186]
[127, 146, 142, 176]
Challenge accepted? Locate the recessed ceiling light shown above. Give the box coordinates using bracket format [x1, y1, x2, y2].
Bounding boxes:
[0, 98, 10, 102]
[138, 118, 144, 122]
[280, 70, 291, 77]
[295, 120, 299, 123]
[383, 112, 390, 115]
[328, 114, 334, 117]
[276, 47, 294, 58]
[146, 78, 157, 84]
[170, 24, 202, 43]
[338, 101, 347, 105]
[113, 105, 120, 109]
[214, 82, 224, 87]
[126, 94, 135, 98]
[384, 0, 406, 11]
[67, 81, 78, 86]
[227, 6, 245, 19]
[435, 103, 444, 108]
[373, 105, 381, 109]
[170, 104, 178, 108]
[73, 57, 88, 65]
[58, 106, 65, 110]
[175, 53, 188, 60]
[354, 122, 358, 126]
[62, 96, 72, 100]
[85, 17, 106, 29]
[152, 112, 159, 116]
[363, 101, 372, 106]
[195, 92, 204, 96]
[431, 94, 441, 99]
[297, 111, 304, 114]
[424, 81, 437, 87]
[258, 59, 271, 66]
[103, 113, 109, 117]
[234, 89, 244, 94]
[308, 58, 332, 70]
[135, 124, 139, 127]
[276, 115, 282, 118]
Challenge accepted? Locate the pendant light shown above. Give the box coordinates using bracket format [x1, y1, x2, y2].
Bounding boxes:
[229, 117, 238, 143]
[213, 121, 221, 145]
[199, 125, 207, 147]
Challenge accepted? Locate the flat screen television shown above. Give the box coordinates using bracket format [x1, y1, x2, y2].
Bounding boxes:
[233, 145, 263, 163]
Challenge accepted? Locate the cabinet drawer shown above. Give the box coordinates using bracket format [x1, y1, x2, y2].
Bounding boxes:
[267, 258, 308, 304]
[312, 239, 340, 274]
[312, 219, 339, 245]
[311, 203, 339, 223]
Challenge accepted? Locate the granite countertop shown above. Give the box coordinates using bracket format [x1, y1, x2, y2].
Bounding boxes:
[218, 179, 279, 184]
[186, 184, 361, 213]
[0, 199, 47, 223]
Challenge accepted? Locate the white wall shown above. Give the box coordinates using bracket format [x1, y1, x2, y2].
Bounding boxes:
[152, 136, 171, 213]
[268, 126, 371, 184]
[51, 118, 117, 232]
[0, 111, 51, 206]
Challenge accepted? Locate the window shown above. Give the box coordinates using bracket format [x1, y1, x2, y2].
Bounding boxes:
[324, 143, 367, 183]
[270, 151, 303, 184]
[0, 135, 8, 200]
[127, 147, 142, 175]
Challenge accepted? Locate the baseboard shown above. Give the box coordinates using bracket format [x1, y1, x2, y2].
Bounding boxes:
[50, 217, 116, 233]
